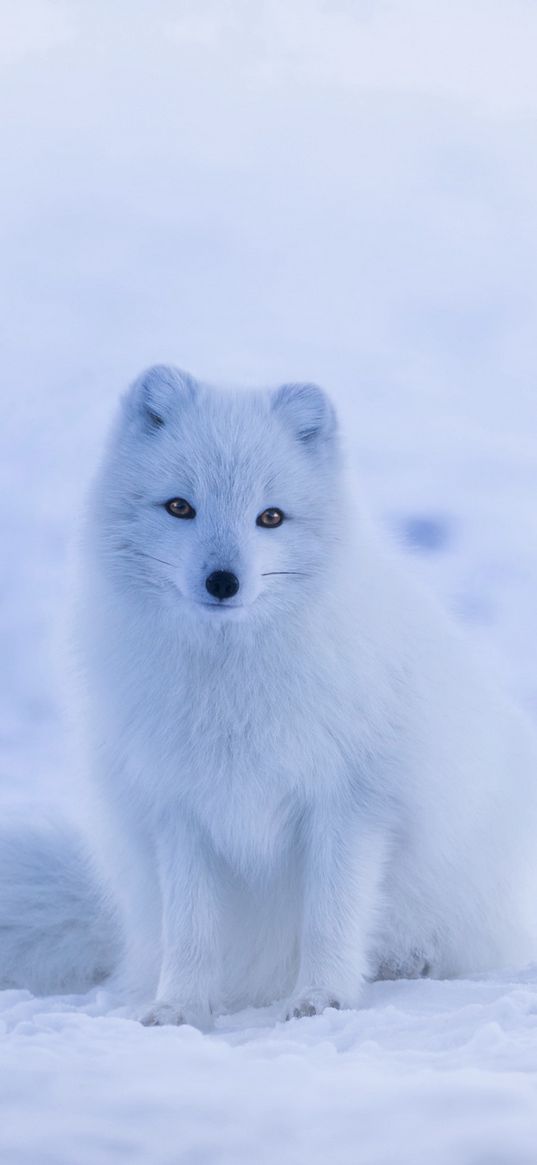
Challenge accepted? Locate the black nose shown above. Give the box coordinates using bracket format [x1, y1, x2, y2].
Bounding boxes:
[205, 570, 240, 601]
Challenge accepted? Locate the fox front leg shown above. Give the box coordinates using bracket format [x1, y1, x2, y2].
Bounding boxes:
[141, 818, 221, 1028]
[285, 812, 387, 1020]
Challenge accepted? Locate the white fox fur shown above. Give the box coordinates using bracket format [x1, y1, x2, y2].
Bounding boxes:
[2, 365, 537, 1024]
[0, 816, 117, 995]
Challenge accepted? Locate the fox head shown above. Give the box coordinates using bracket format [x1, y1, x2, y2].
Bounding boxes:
[92, 365, 344, 624]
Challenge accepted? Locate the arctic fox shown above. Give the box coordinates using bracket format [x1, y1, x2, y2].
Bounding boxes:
[2, 365, 537, 1024]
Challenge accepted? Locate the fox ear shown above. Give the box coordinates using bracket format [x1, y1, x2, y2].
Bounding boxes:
[272, 382, 337, 447]
[127, 365, 196, 431]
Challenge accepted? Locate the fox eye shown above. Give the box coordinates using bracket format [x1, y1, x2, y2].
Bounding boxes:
[256, 507, 285, 528]
[165, 498, 196, 519]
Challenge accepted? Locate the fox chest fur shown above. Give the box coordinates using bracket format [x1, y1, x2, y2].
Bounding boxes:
[90, 598, 388, 872]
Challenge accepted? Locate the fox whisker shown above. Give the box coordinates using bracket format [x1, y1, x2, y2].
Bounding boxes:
[131, 549, 176, 569]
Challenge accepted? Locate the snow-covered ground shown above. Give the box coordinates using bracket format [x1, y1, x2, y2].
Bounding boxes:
[2, 970, 537, 1165]
[2, 2, 537, 1161]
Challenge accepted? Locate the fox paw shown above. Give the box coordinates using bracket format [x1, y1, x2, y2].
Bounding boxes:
[140, 1001, 185, 1027]
[284, 989, 342, 1021]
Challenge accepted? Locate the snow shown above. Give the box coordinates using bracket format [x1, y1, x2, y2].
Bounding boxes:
[2, 2, 537, 1161]
[2, 974, 537, 1164]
